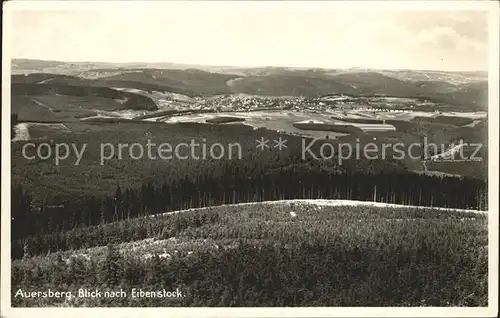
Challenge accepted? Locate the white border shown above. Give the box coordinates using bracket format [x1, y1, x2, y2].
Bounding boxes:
[1, 1, 498, 317]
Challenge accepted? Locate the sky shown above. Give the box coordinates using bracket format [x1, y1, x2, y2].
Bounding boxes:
[8, 2, 490, 71]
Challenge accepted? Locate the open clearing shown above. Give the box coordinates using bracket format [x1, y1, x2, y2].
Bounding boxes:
[148, 110, 400, 138]
[140, 109, 485, 138]
[12, 123, 31, 141]
[12, 122, 70, 141]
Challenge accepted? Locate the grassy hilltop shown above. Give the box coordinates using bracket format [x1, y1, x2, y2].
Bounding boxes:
[12, 201, 487, 307]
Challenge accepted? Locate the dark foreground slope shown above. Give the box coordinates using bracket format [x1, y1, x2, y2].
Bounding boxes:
[12, 201, 487, 307]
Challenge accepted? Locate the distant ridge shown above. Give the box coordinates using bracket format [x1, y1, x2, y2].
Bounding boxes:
[10, 58, 488, 110]
[11, 58, 488, 74]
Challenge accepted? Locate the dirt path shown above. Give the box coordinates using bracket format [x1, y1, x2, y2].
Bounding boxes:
[430, 144, 464, 160]
[463, 119, 482, 127]
[422, 160, 428, 172]
[37, 77, 55, 84]
[32, 98, 55, 111]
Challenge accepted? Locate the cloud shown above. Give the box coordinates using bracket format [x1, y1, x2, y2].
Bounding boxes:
[9, 8, 490, 71]
[417, 26, 459, 45]
[384, 11, 488, 70]
[414, 18, 487, 55]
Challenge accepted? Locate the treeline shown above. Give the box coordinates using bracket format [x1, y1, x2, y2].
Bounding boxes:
[13, 205, 221, 259]
[12, 202, 487, 260]
[12, 170, 487, 241]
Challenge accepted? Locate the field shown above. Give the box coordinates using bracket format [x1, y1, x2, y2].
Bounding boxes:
[11, 114, 488, 206]
[141, 109, 485, 141]
[12, 200, 488, 307]
[11, 107, 489, 206]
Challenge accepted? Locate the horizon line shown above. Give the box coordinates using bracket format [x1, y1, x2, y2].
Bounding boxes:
[10, 57, 488, 74]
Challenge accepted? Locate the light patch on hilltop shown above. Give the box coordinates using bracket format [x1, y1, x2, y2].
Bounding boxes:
[149, 199, 486, 219]
[12, 123, 71, 141]
[295, 119, 325, 124]
[114, 97, 129, 104]
[430, 144, 464, 161]
[226, 77, 246, 87]
[113, 87, 194, 107]
[80, 109, 149, 121]
[463, 119, 482, 127]
[12, 123, 31, 141]
[79, 70, 145, 79]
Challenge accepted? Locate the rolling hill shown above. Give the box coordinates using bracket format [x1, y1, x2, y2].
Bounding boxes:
[12, 199, 488, 306]
[11, 80, 158, 113]
[11, 59, 488, 111]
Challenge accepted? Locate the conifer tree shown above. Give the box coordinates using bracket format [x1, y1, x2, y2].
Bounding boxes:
[100, 244, 123, 287]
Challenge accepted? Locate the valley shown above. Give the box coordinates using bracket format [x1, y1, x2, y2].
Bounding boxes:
[9, 59, 489, 308]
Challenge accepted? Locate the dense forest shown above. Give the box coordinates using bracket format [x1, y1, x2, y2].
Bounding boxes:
[12, 203, 488, 307]
[12, 167, 486, 259]
[12, 240, 487, 307]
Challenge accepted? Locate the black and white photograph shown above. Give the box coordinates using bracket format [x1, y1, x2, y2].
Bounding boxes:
[1, 1, 498, 316]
